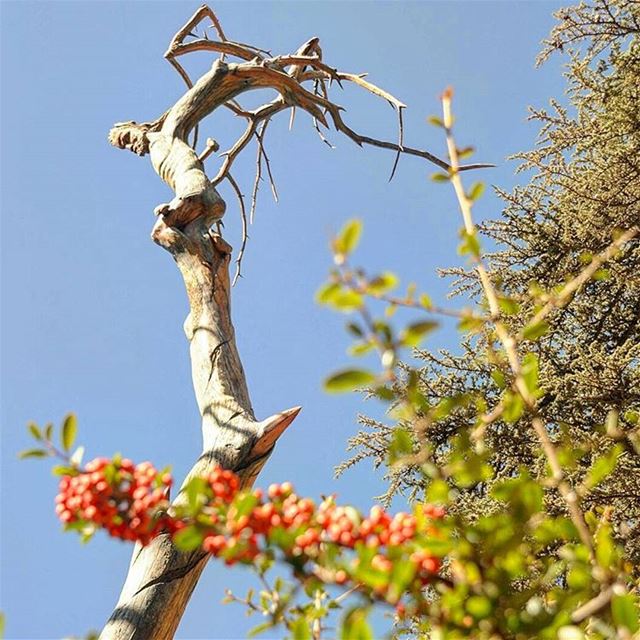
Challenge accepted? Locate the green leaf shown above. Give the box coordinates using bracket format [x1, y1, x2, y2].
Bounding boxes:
[458, 146, 475, 159]
[18, 448, 48, 459]
[233, 491, 259, 518]
[52, 464, 79, 477]
[427, 115, 444, 128]
[430, 172, 450, 183]
[185, 476, 209, 511]
[290, 617, 312, 640]
[340, 608, 373, 640]
[346, 322, 364, 337]
[366, 272, 398, 294]
[491, 369, 507, 390]
[330, 290, 363, 313]
[335, 219, 362, 256]
[400, 321, 438, 347]
[315, 282, 341, 305]
[28, 422, 42, 441]
[521, 353, 540, 397]
[502, 391, 525, 423]
[419, 294, 433, 310]
[44, 423, 53, 441]
[173, 526, 205, 551]
[389, 428, 413, 463]
[61, 413, 78, 452]
[497, 296, 520, 315]
[388, 558, 416, 602]
[373, 385, 396, 401]
[248, 622, 274, 638]
[593, 267, 610, 281]
[467, 182, 485, 202]
[324, 369, 376, 393]
[458, 229, 481, 258]
[583, 444, 623, 490]
[348, 342, 374, 357]
[595, 521, 616, 567]
[611, 593, 640, 633]
[522, 320, 549, 341]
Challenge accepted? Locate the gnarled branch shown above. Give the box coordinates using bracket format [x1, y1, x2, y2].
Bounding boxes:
[103, 6, 493, 638]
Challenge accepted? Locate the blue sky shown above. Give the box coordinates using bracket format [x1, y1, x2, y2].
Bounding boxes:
[1, 1, 565, 638]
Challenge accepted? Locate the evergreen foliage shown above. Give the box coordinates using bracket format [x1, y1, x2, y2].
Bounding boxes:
[339, 0, 640, 567]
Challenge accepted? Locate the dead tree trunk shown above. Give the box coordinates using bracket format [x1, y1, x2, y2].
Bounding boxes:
[99, 214, 300, 640]
[101, 6, 491, 637]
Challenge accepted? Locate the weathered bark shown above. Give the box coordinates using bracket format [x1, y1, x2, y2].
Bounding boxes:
[102, 7, 495, 636]
[99, 215, 300, 639]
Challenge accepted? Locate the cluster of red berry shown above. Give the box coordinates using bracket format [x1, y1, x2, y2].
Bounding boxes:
[55, 457, 173, 545]
[56, 458, 444, 603]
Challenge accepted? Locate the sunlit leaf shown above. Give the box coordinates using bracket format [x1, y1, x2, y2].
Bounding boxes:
[61, 413, 78, 452]
[324, 369, 376, 393]
[467, 182, 485, 202]
[400, 321, 438, 347]
[28, 422, 42, 441]
[366, 272, 398, 295]
[335, 219, 362, 256]
[18, 448, 47, 459]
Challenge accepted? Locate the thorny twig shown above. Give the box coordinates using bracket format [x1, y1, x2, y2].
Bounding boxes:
[441, 88, 640, 573]
[225, 173, 249, 286]
[123, 5, 494, 285]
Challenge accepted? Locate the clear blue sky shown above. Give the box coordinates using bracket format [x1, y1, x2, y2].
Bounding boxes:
[1, 1, 565, 638]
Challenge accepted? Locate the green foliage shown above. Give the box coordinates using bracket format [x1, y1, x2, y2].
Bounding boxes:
[319, 2, 640, 636]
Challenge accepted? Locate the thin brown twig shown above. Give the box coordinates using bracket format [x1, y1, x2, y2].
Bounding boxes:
[254, 121, 279, 205]
[250, 128, 264, 226]
[225, 173, 249, 286]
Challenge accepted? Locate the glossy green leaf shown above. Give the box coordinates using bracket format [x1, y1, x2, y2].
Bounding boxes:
[419, 293, 433, 310]
[315, 282, 341, 305]
[28, 422, 42, 441]
[61, 413, 78, 452]
[335, 219, 362, 256]
[18, 448, 47, 459]
[584, 444, 623, 490]
[324, 369, 375, 393]
[467, 182, 485, 202]
[366, 272, 398, 294]
[348, 342, 375, 357]
[502, 391, 524, 423]
[400, 320, 439, 347]
[330, 290, 363, 313]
